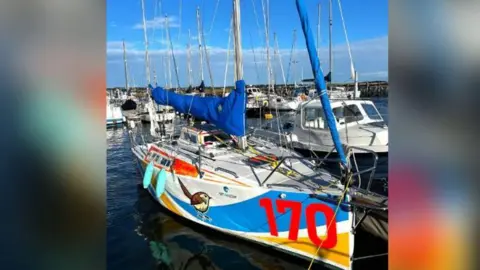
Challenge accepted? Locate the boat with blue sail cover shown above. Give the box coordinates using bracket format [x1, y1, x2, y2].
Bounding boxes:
[129, 0, 387, 269]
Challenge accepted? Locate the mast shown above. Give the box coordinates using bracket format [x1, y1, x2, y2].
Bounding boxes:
[122, 40, 129, 92]
[262, 0, 272, 95]
[196, 7, 205, 97]
[153, 68, 158, 87]
[273, 32, 286, 87]
[336, 0, 357, 99]
[223, 15, 233, 96]
[317, 3, 321, 57]
[328, 0, 333, 87]
[286, 29, 296, 86]
[167, 48, 172, 89]
[233, 0, 247, 150]
[140, 0, 160, 136]
[354, 71, 358, 98]
[165, 15, 181, 90]
[200, 11, 215, 94]
[187, 29, 193, 87]
[141, 0, 150, 85]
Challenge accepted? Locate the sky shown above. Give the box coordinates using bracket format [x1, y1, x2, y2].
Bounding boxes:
[107, 0, 388, 88]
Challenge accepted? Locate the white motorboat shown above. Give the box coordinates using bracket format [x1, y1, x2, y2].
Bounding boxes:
[106, 92, 125, 127]
[266, 95, 300, 111]
[253, 99, 388, 157]
[139, 107, 176, 123]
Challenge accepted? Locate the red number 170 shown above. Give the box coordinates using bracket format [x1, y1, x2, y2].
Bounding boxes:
[259, 198, 337, 248]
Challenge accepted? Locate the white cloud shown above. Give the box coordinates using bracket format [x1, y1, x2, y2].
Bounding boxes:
[107, 35, 388, 87]
[359, 71, 388, 79]
[133, 16, 180, 30]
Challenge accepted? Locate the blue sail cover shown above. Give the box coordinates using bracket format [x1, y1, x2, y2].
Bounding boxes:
[150, 80, 246, 136]
[295, 0, 348, 167]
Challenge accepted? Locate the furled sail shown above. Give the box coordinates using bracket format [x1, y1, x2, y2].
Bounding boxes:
[197, 80, 205, 93]
[295, 0, 348, 167]
[150, 80, 246, 136]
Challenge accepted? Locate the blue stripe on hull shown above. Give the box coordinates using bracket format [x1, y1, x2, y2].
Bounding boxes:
[170, 189, 348, 233]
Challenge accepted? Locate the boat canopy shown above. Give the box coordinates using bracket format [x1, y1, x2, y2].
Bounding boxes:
[150, 80, 246, 136]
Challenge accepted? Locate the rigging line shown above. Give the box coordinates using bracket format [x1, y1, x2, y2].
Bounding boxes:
[208, 0, 221, 35]
[187, 29, 193, 87]
[336, 0, 355, 80]
[223, 15, 233, 96]
[196, 7, 205, 83]
[149, 0, 161, 87]
[141, 0, 160, 136]
[286, 29, 296, 85]
[200, 11, 215, 93]
[150, 0, 159, 44]
[249, 31, 261, 85]
[274, 32, 287, 86]
[307, 174, 354, 270]
[250, 0, 263, 42]
[178, 0, 183, 42]
[157, 0, 168, 86]
[165, 15, 181, 91]
[260, 0, 272, 90]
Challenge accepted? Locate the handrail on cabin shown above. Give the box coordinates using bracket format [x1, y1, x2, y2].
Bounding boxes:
[214, 167, 239, 178]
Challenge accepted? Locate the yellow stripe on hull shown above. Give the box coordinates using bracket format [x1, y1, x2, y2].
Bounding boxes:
[159, 193, 183, 217]
[254, 232, 350, 268]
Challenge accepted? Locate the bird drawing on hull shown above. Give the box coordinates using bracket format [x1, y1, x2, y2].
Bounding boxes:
[178, 179, 212, 222]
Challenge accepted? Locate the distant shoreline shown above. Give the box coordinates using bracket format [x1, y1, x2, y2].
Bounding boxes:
[107, 80, 388, 98]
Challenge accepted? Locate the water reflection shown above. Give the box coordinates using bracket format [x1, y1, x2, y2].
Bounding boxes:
[132, 184, 307, 270]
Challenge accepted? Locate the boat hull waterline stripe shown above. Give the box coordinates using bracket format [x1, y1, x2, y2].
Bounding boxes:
[139, 162, 352, 269]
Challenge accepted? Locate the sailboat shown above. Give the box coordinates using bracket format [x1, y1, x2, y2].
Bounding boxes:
[119, 39, 139, 120]
[129, 0, 387, 269]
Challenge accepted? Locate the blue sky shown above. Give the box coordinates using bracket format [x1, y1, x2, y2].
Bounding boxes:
[107, 0, 388, 88]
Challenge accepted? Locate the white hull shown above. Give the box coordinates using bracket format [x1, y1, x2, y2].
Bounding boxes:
[267, 100, 299, 111]
[140, 112, 176, 123]
[250, 129, 388, 154]
[131, 127, 356, 270]
[260, 99, 389, 156]
[106, 102, 125, 126]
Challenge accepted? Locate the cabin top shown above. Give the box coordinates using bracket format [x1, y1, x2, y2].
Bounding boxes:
[179, 124, 233, 148]
[246, 87, 260, 93]
[300, 99, 384, 129]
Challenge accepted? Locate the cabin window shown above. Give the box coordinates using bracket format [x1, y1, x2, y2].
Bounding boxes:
[361, 103, 382, 120]
[303, 108, 326, 129]
[182, 132, 198, 144]
[189, 133, 198, 144]
[333, 107, 344, 122]
[343, 105, 364, 123]
[154, 154, 162, 163]
[160, 158, 171, 167]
